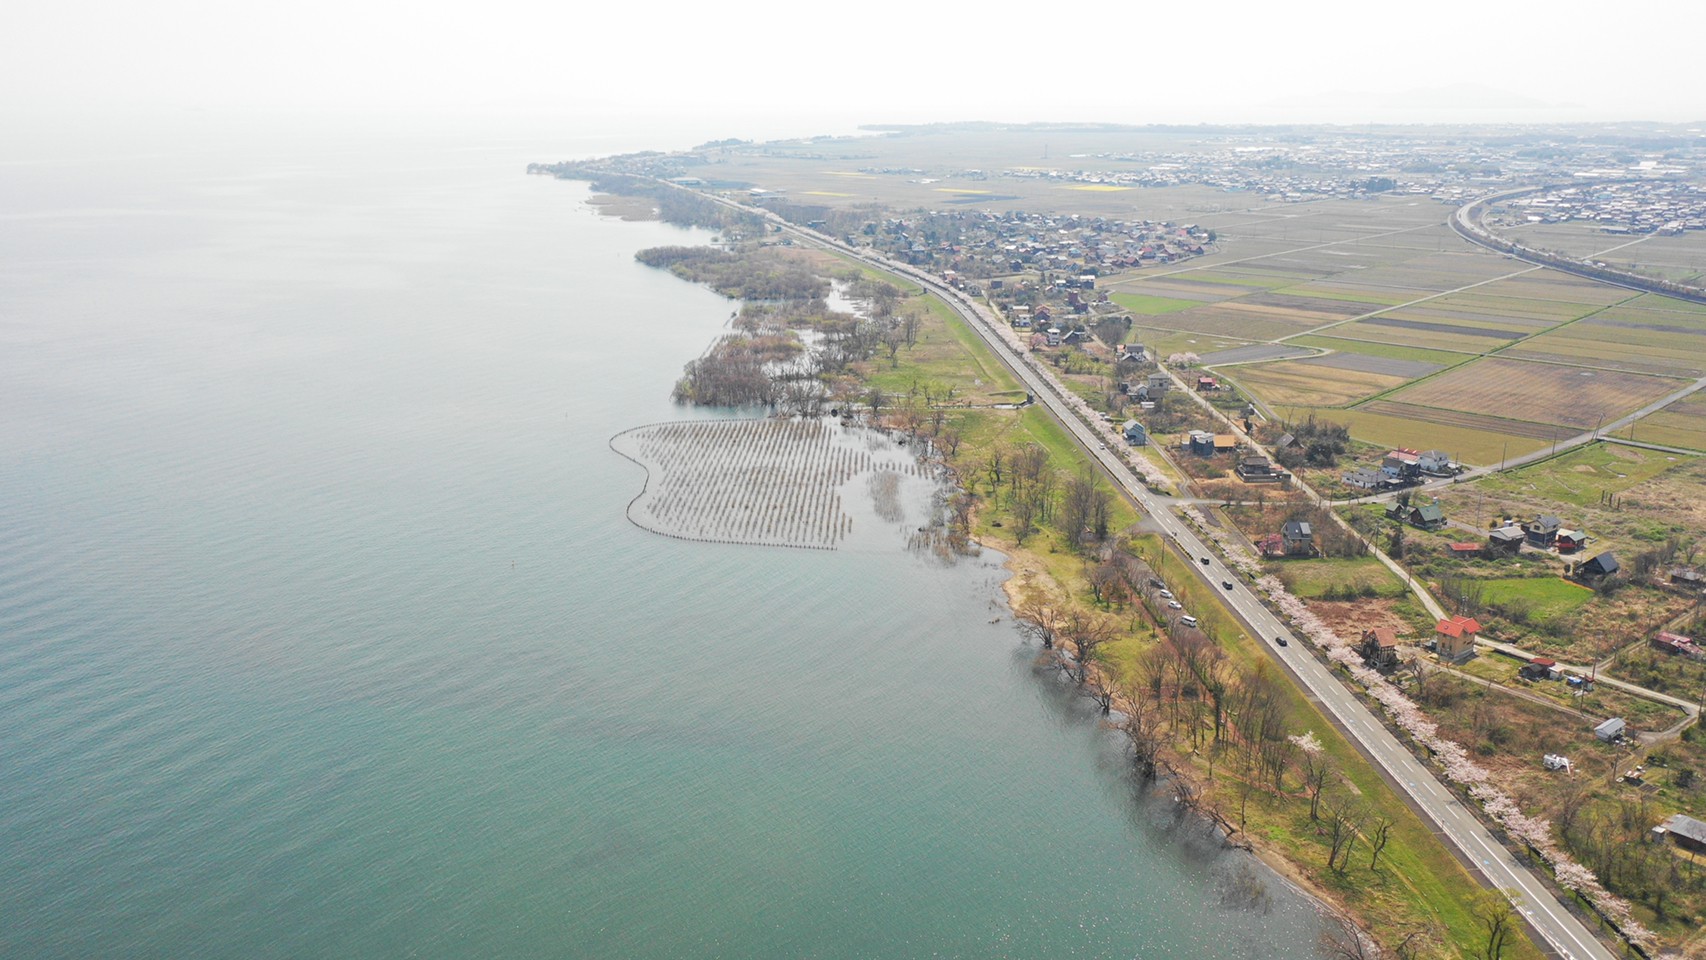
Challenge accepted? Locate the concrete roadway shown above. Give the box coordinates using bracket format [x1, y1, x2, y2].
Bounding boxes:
[690, 191, 1615, 959]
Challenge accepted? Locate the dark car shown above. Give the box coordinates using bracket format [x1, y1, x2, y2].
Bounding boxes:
[1276, 636, 1289, 647]
[1200, 557, 1210, 565]
[1221, 580, 1234, 590]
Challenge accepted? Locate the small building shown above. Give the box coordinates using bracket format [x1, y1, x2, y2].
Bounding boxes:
[1593, 717, 1627, 742]
[1488, 525, 1526, 556]
[1449, 542, 1483, 557]
[1196, 375, 1220, 392]
[1519, 657, 1557, 680]
[1187, 430, 1215, 456]
[1274, 433, 1298, 450]
[1281, 520, 1315, 556]
[1576, 551, 1621, 584]
[1652, 632, 1701, 658]
[1669, 566, 1704, 590]
[1213, 434, 1238, 456]
[1359, 628, 1401, 672]
[1656, 814, 1706, 854]
[1435, 615, 1481, 663]
[1146, 373, 1171, 395]
[1555, 529, 1588, 554]
[1525, 515, 1562, 548]
[1122, 420, 1148, 446]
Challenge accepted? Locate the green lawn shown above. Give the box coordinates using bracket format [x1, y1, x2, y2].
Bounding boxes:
[1479, 577, 1596, 622]
[1275, 555, 1408, 599]
[1473, 441, 1690, 509]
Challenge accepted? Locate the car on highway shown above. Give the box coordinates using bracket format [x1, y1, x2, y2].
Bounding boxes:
[1222, 580, 1234, 590]
[1200, 556, 1210, 565]
[1276, 635, 1288, 647]
[1166, 600, 1183, 610]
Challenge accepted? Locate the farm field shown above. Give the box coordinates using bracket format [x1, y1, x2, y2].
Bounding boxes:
[1379, 357, 1683, 432]
[1503, 316, 1706, 378]
[1287, 335, 1473, 369]
[1625, 391, 1706, 451]
[1109, 292, 1204, 314]
[1223, 358, 1407, 408]
[1299, 405, 1551, 465]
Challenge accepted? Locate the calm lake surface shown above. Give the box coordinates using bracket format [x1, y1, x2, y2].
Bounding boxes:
[0, 115, 1326, 958]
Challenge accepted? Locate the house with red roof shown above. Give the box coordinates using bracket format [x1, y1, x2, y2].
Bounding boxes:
[1435, 615, 1482, 663]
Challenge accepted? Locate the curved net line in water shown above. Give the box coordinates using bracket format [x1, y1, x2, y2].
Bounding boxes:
[610, 418, 922, 550]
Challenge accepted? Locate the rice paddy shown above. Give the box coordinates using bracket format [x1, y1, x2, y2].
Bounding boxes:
[611, 418, 930, 549]
[1383, 357, 1683, 432]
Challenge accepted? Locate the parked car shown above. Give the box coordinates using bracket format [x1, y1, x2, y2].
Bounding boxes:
[1166, 600, 1183, 610]
[1158, 590, 1174, 600]
[1179, 615, 1199, 628]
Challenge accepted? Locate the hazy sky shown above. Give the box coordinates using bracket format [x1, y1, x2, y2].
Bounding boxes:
[5, 0, 1704, 130]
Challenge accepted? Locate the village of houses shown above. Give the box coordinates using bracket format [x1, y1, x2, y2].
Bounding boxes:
[992, 267, 1706, 911]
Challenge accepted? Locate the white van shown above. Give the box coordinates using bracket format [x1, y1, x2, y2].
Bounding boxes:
[1179, 615, 1199, 628]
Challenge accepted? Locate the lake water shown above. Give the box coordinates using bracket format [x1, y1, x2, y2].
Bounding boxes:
[0, 114, 1326, 958]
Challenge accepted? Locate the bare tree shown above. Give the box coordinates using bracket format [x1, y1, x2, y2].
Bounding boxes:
[1471, 890, 1518, 960]
[1318, 908, 1378, 960]
[1013, 602, 1059, 649]
[1325, 801, 1363, 872]
[1368, 816, 1395, 871]
[1061, 610, 1117, 684]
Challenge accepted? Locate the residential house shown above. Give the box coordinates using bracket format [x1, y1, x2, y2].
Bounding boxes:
[1449, 542, 1483, 558]
[1434, 615, 1481, 663]
[1274, 433, 1298, 451]
[1594, 717, 1627, 742]
[1196, 375, 1220, 392]
[1656, 813, 1706, 854]
[1145, 372, 1171, 395]
[1555, 529, 1588, 553]
[1575, 551, 1620, 584]
[1358, 628, 1401, 672]
[1122, 420, 1148, 446]
[1417, 450, 1456, 475]
[1381, 449, 1422, 483]
[1388, 501, 1447, 531]
[1236, 457, 1284, 482]
[1343, 467, 1385, 491]
[1187, 430, 1215, 456]
[1281, 520, 1315, 556]
[1488, 525, 1525, 556]
[1525, 515, 1562, 548]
